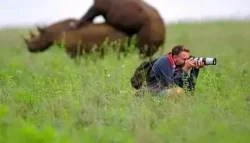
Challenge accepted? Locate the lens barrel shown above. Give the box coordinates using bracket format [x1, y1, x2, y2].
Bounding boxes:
[193, 57, 217, 65]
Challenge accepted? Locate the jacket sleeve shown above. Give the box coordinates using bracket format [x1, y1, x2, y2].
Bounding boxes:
[173, 68, 189, 88]
[151, 59, 175, 86]
[189, 68, 200, 91]
[174, 68, 200, 91]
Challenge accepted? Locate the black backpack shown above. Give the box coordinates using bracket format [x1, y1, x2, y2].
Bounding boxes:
[130, 58, 158, 90]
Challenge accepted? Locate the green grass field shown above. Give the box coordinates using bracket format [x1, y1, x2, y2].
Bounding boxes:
[1, 20, 250, 143]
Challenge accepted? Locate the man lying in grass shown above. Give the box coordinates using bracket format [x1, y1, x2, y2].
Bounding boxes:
[131, 45, 205, 98]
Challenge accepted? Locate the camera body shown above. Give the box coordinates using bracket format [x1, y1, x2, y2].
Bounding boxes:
[190, 56, 217, 65]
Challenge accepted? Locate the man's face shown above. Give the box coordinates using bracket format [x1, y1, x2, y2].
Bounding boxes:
[173, 51, 190, 66]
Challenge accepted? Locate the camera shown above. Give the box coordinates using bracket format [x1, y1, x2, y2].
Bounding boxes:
[190, 56, 217, 65]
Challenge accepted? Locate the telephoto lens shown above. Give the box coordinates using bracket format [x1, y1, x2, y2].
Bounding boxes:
[192, 57, 217, 65]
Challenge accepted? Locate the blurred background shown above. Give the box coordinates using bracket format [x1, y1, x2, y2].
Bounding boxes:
[1, 0, 250, 28]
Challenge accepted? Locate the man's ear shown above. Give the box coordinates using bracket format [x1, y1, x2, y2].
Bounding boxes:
[172, 55, 177, 59]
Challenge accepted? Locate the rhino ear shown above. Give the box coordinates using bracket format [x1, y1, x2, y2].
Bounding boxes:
[29, 30, 36, 38]
[20, 34, 29, 45]
[37, 26, 45, 33]
[69, 21, 77, 28]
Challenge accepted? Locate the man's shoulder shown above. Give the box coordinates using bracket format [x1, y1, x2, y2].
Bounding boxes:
[153, 55, 171, 68]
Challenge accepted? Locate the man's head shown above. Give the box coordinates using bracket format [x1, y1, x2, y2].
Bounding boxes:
[171, 45, 190, 66]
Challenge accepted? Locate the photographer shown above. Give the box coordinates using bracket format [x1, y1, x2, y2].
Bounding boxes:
[146, 45, 205, 97]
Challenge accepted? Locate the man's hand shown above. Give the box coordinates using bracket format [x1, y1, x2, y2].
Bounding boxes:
[182, 58, 196, 71]
[194, 59, 205, 69]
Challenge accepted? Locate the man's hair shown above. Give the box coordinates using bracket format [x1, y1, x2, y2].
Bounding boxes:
[171, 45, 190, 55]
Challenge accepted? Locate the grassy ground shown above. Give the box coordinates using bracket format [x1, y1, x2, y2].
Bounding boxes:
[0, 20, 250, 143]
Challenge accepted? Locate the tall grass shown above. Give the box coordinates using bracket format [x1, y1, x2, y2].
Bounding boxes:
[1, 20, 250, 143]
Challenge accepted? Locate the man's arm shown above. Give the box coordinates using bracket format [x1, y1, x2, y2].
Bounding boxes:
[151, 58, 175, 86]
[189, 68, 200, 91]
[174, 68, 200, 91]
[173, 68, 190, 88]
[190, 68, 200, 79]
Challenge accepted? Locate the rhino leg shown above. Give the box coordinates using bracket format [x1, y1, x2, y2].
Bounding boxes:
[77, 5, 102, 27]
